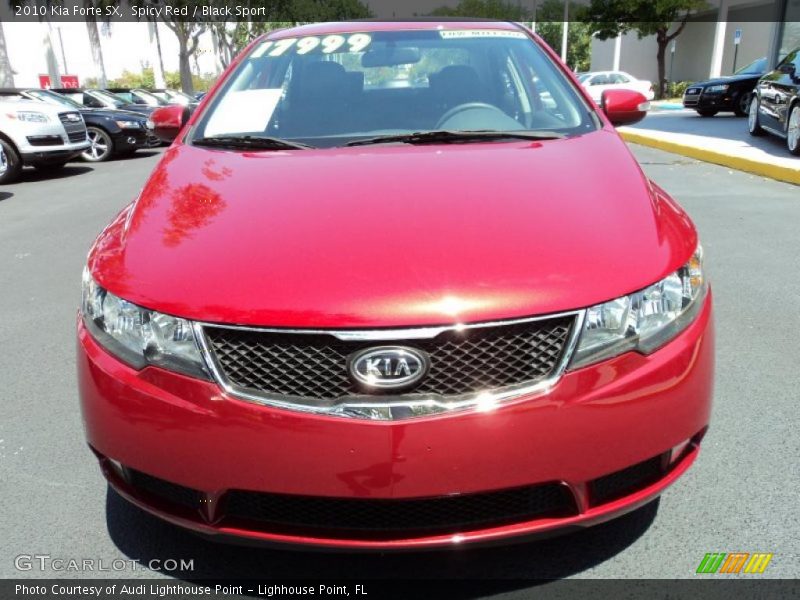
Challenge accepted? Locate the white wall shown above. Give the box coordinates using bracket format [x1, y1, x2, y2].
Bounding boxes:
[590, 33, 659, 82]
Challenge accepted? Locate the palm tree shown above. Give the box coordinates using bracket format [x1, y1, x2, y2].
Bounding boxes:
[0, 22, 14, 87]
[84, 12, 108, 87]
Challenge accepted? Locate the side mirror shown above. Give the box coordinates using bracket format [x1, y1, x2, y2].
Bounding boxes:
[778, 63, 796, 76]
[601, 89, 649, 126]
[149, 104, 192, 143]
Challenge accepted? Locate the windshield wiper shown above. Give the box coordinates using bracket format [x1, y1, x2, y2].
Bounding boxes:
[345, 130, 565, 147]
[193, 135, 313, 150]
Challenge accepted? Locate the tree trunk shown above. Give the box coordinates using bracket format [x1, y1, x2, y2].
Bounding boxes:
[0, 23, 14, 87]
[85, 16, 107, 87]
[149, 21, 166, 88]
[656, 33, 667, 100]
[43, 22, 62, 87]
[179, 49, 194, 95]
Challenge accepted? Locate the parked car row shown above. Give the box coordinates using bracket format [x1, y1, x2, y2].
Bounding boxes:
[681, 50, 800, 156]
[0, 87, 199, 183]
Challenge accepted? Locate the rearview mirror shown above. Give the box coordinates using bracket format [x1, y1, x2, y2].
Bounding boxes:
[361, 47, 421, 68]
[149, 104, 192, 143]
[601, 89, 649, 126]
[778, 63, 796, 76]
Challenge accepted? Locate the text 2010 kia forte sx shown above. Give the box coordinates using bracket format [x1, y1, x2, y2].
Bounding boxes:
[78, 22, 713, 550]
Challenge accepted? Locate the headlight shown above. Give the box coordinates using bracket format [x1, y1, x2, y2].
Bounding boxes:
[706, 84, 729, 93]
[115, 120, 142, 129]
[81, 268, 209, 379]
[15, 111, 49, 123]
[570, 245, 706, 369]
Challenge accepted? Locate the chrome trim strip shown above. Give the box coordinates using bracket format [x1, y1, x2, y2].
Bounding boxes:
[193, 311, 585, 421]
[194, 309, 582, 340]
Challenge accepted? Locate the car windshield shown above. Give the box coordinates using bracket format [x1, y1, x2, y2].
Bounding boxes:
[28, 89, 83, 110]
[577, 73, 591, 83]
[92, 90, 127, 107]
[194, 27, 596, 147]
[735, 57, 767, 75]
[133, 89, 167, 105]
[166, 89, 197, 103]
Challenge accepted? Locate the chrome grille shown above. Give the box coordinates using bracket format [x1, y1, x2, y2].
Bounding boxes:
[58, 112, 87, 143]
[201, 315, 576, 409]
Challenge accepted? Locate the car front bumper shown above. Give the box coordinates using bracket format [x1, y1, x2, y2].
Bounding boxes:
[21, 141, 90, 165]
[78, 294, 714, 550]
[112, 128, 159, 152]
[683, 90, 736, 111]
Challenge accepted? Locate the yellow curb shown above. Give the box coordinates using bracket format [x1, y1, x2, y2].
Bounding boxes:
[619, 129, 800, 186]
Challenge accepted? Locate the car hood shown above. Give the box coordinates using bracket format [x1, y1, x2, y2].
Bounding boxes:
[81, 107, 146, 120]
[694, 73, 762, 86]
[90, 129, 697, 328]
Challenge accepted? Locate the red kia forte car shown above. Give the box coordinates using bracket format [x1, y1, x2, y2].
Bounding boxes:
[78, 21, 713, 550]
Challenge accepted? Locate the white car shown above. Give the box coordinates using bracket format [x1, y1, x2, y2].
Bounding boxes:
[0, 98, 89, 183]
[578, 71, 655, 104]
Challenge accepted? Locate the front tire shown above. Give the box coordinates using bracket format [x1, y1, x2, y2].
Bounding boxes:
[787, 104, 800, 156]
[734, 93, 751, 117]
[748, 96, 765, 136]
[697, 109, 718, 117]
[0, 138, 22, 184]
[82, 127, 114, 162]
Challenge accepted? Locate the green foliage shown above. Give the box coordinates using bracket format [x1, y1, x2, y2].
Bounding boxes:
[583, 0, 708, 40]
[105, 68, 216, 92]
[431, 0, 527, 19]
[666, 80, 691, 98]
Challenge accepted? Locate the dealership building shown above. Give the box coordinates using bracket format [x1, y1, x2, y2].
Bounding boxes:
[590, 0, 800, 83]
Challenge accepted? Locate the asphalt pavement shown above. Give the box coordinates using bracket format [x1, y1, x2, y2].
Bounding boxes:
[0, 145, 798, 588]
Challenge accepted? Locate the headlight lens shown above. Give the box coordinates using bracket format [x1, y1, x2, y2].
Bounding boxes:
[706, 84, 729, 93]
[15, 111, 49, 123]
[81, 268, 209, 379]
[570, 245, 706, 369]
[115, 120, 142, 129]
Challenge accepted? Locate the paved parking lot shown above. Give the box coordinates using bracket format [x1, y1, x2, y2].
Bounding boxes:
[0, 145, 798, 588]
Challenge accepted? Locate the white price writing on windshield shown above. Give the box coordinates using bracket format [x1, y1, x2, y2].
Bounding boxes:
[251, 34, 373, 58]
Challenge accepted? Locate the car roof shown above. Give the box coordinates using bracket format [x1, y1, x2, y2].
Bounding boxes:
[266, 20, 523, 40]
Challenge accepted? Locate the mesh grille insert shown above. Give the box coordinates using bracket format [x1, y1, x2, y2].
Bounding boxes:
[127, 469, 203, 510]
[203, 316, 574, 401]
[224, 484, 577, 538]
[589, 454, 667, 506]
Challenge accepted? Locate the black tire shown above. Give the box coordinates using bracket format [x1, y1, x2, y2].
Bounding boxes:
[734, 93, 751, 117]
[748, 96, 765, 137]
[82, 127, 114, 162]
[34, 161, 68, 172]
[0, 138, 23, 184]
[697, 109, 718, 117]
[787, 104, 800, 156]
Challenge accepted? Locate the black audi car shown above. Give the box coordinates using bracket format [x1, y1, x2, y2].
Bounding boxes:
[749, 47, 800, 156]
[0, 89, 159, 162]
[49, 88, 157, 117]
[683, 57, 768, 117]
